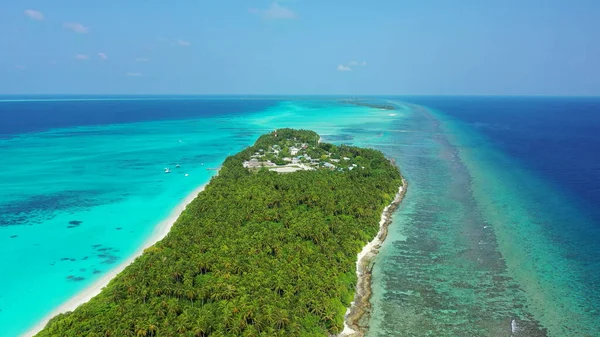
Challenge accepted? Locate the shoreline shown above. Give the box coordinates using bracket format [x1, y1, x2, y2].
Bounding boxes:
[338, 178, 407, 337]
[23, 182, 209, 337]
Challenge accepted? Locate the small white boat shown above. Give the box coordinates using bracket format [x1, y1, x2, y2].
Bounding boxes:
[176, 164, 180, 168]
[164, 168, 171, 173]
[184, 173, 189, 177]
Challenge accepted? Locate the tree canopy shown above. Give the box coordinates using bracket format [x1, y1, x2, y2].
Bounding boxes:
[37, 129, 403, 337]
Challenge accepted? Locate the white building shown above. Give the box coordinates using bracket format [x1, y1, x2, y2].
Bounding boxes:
[243, 158, 261, 168]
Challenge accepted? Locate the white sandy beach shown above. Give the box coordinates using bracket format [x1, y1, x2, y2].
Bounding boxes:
[338, 184, 405, 337]
[23, 183, 208, 337]
[24, 177, 402, 337]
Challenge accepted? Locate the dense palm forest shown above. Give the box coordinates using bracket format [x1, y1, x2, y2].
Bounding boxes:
[37, 129, 403, 337]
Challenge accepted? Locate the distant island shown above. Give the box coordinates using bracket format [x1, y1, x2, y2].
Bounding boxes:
[339, 100, 397, 111]
[36, 129, 404, 337]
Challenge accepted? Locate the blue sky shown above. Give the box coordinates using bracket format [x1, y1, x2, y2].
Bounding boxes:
[1, 0, 599, 95]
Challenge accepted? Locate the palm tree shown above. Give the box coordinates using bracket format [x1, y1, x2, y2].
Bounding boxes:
[176, 321, 187, 334]
[147, 324, 157, 337]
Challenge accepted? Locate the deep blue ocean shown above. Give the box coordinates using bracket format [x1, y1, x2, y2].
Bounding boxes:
[0, 96, 598, 336]
[0, 96, 278, 137]
[405, 97, 600, 278]
[407, 96, 600, 224]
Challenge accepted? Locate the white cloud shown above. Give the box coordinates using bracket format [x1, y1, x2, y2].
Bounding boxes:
[64, 22, 89, 34]
[262, 3, 296, 19]
[126, 72, 142, 77]
[339, 60, 367, 71]
[136, 57, 150, 62]
[155, 36, 191, 47]
[75, 54, 89, 60]
[24, 9, 44, 20]
[177, 39, 191, 47]
[98, 53, 108, 60]
[348, 60, 367, 67]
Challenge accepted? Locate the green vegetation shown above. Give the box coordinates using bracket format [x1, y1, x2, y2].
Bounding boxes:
[242, 129, 370, 173]
[37, 129, 402, 337]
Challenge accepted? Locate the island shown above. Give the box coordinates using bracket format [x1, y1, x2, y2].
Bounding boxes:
[36, 129, 404, 337]
[338, 100, 397, 111]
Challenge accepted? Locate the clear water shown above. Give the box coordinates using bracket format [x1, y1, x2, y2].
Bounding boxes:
[0, 98, 396, 336]
[1, 97, 598, 336]
[366, 99, 600, 336]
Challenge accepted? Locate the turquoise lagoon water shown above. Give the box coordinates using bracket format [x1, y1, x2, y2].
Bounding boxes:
[365, 100, 600, 336]
[0, 98, 398, 336]
[1, 97, 599, 336]
[1, 118, 258, 336]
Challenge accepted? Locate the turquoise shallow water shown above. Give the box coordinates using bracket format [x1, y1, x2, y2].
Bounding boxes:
[1, 98, 598, 336]
[366, 102, 600, 336]
[0, 118, 262, 336]
[0, 99, 398, 336]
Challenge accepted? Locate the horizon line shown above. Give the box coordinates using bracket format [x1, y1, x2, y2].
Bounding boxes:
[1, 94, 599, 98]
